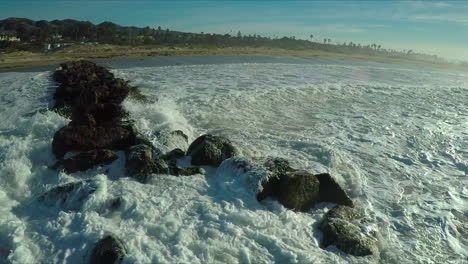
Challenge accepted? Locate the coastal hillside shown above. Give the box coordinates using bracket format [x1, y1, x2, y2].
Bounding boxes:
[0, 17, 441, 63]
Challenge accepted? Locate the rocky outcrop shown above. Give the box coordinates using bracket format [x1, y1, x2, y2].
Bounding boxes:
[54, 149, 118, 173]
[51, 61, 141, 161]
[186, 134, 239, 167]
[90, 236, 126, 264]
[319, 205, 379, 257]
[53, 60, 135, 116]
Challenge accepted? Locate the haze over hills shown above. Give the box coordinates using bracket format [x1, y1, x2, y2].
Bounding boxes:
[0, 17, 444, 63]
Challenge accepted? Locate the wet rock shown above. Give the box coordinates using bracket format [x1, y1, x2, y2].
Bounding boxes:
[52, 124, 134, 159]
[186, 134, 239, 167]
[320, 205, 379, 257]
[53, 61, 132, 114]
[126, 144, 169, 182]
[38, 180, 97, 211]
[155, 130, 189, 153]
[169, 167, 204, 176]
[161, 148, 203, 176]
[276, 170, 321, 212]
[257, 157, 296, 201]
[257, 158, 321, 212]
[162, 148, 185, 165]
[316, 173, 354, 207]
[90, 236, 126, 264]
[55, 149, 118, 173]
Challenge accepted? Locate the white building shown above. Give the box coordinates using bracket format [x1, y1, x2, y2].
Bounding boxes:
[0, 34, 20, 42]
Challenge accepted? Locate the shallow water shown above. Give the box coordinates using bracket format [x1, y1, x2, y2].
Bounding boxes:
[0, 58, 466, 263]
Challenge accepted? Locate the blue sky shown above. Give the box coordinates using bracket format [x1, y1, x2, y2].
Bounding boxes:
[1, 0, 467, 61]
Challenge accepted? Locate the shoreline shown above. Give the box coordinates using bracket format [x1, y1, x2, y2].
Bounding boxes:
[1, 44, 467, 72]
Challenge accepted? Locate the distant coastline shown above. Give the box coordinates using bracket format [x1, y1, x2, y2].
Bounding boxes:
[1, 44, 468, 72]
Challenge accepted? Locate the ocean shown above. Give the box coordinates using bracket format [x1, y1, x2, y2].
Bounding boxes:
[0, 57, 466, 263]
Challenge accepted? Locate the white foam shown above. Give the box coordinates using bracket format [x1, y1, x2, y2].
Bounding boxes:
[0, 61, 467, 263]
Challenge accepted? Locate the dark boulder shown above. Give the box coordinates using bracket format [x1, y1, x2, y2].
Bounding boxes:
[52, 124, 134, 159]
[316, 173, 354, 207]
[126, 144, 168, 182]
[320, 205, 379, 257]
[38, 180, 97, 211]
[186, 134, 239, 167]
[55, 149, 118, 173]
[257, 158, 321, 212]
[257, 157, 295, 201]
[276, 170, 321, 212]
[257, 158, 354, 211]
[90, 236, 126, 264]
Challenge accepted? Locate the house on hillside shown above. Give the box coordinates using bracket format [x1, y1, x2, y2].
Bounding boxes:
[0, 31, 20, 42]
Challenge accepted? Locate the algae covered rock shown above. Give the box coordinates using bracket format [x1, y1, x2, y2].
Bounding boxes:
[320, 205, 379, 257]
[186, 134, 239, 167]
[90, 235, 126, 264]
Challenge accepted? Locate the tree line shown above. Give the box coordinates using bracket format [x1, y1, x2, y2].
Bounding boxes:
[0, 17, 441, 62]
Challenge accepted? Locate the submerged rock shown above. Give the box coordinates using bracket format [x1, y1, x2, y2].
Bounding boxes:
[56, 149, 118, 173]
[90, 236, 126, 264]
[38, 180, 98, 211]
[316, 173, 354, 207]
[186, 134, 239, 167]
[320, 205, 379, 257]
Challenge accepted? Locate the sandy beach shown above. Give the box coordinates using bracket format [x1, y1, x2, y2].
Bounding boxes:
[1, 44, 466, 72]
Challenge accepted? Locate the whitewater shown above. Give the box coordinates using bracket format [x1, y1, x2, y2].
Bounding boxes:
[0, 57, 466, 264]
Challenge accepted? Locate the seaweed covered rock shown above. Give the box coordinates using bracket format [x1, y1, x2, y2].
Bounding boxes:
[55, 149, 118, 173]
[186, 134, 239, 167]
[52, 124, 135, 159]
[90, 236, 126, 264]
[38, 180, 98, 211]
[316, 173, 354, 207]
[320, 205, 379, 257]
